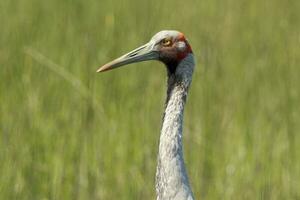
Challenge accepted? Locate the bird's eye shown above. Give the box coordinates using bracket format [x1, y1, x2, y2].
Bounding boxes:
[161, 38, 172, 46]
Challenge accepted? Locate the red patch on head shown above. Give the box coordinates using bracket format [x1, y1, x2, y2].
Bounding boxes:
[176, 33, 193, 61]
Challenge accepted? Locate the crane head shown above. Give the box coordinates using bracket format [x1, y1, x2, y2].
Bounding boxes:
[97, 30, 192, 73]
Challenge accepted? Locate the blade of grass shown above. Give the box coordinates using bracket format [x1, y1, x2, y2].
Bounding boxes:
[23, 47, 103, 113]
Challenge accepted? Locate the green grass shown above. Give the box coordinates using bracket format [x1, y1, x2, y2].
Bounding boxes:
[1, 0, 300, 199]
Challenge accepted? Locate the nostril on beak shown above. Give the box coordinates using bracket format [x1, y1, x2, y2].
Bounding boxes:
[128, 52, 138, 57]
[127, 45, 148, 58]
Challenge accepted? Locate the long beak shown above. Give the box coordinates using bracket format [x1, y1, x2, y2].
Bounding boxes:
[97, 41, 158, 72]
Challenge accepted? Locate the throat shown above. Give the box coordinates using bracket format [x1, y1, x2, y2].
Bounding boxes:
[166, 60, 179, 75]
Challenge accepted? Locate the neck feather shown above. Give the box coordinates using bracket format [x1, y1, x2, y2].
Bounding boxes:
[156, 54, 195, 200]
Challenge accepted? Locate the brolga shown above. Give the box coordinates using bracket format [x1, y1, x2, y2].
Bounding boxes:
[97, 30, 195, 200]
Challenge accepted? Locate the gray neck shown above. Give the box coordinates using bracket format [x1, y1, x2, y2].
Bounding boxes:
[156, 54, 195, 200]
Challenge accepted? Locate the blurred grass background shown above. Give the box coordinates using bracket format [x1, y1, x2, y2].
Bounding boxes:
[1, 0, 300, 199]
